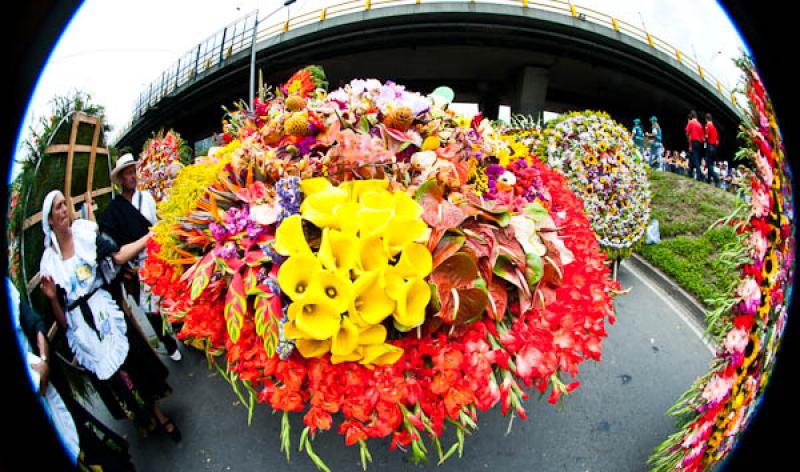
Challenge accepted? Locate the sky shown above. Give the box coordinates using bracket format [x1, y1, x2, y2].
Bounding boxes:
[12, 0, 750, 179]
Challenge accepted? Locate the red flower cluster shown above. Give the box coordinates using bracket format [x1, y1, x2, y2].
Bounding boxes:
[142, 157, 619, 458]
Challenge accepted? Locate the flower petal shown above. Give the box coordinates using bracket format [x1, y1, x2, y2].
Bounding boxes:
[274, 214, 312, 257]
[331, 315, 360, 356]
[295, 338, 332, 358]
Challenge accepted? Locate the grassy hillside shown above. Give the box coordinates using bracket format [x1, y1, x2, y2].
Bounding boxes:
[637, 170, 742, 307]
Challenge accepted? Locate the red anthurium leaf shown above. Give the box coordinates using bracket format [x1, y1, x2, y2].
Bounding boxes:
[493, 255, 532, 313]
[431, 253, 479, 292]
[496, 227, 526, 268]
[487, 278, 508, 322]
[452, 287, 489, 326]
[432, 232, 466, 270]
[224, 270, 247, 343]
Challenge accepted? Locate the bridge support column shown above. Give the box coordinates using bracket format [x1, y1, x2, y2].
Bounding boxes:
[511, 66, 549, 121]
[478, 92, 500, 121]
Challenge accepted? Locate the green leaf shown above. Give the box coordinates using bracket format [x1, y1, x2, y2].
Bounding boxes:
[523, 202, 548, 222]
[359, 115, 370, 134]
[524, 253, 544, 286]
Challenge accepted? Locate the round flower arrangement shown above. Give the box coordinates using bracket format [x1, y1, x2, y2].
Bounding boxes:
[142, 66, 620, 469]
[649, 59, 795, 471]
[137, 129, 192, 203]
[530, 111, 651, 260]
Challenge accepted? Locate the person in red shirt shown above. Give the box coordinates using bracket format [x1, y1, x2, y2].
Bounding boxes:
[705, 113, 720, 185]
[685, 110, 705, 181]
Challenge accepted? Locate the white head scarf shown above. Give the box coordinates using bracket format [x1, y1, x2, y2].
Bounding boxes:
[42, 190, 65, 257]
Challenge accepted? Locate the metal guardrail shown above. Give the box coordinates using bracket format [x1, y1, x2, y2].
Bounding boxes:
[116, 0, 742, 141]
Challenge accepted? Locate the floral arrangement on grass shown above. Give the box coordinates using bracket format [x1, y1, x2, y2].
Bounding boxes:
[649, 58, 795, 471]
[137, 129, 192, 203]
[141, 66, 620, 470]
[525, 111, 651, 260]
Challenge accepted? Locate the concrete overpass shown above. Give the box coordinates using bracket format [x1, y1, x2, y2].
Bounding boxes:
[115, 0, 744, 161]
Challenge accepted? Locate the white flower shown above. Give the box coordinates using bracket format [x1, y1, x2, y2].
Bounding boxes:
[410, 151, 437, 170]
[250, 203, 280, 225]
[498, 171, 517, 187]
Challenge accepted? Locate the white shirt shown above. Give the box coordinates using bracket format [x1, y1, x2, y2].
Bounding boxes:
[133, 189, 157, 226]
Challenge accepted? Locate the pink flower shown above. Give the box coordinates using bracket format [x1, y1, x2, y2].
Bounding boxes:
[749, 231, 768, 262]
[724, 328, 750, 354]
[737, 278, 761, 314]
[701, 374, 733, 404]
[752, 186, 770, 218]
[755, 151, 774, 187]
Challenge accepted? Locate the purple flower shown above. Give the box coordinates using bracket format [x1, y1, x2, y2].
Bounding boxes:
[276, 176, 302, 222]
[486, 164, 505, 179]
[210, 222, 227, 242]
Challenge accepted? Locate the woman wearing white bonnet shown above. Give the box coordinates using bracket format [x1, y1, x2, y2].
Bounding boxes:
[38, 190, 182, 442]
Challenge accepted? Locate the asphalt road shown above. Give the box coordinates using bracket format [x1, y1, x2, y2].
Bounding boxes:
[85, 261, 713, 472]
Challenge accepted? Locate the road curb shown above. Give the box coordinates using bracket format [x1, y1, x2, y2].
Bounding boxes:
[626, 253, 709, 327]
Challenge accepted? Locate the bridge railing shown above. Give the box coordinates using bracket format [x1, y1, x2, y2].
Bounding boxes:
[117, 0, 742, 142]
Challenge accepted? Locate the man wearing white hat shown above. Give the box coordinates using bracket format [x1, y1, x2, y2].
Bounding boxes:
[100, 153, 181, 361]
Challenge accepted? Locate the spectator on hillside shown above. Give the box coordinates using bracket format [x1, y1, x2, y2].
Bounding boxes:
[685, 110, 705, 181]
[632, 118, 646, 159]
[646, 116, 663, 170]
[705, 113, 720, 185]
[678, 151, 688, 176]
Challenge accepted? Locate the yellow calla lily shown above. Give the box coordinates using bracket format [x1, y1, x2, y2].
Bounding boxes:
[332, 201, 361, 236]
[340, 179, 389, 203]
[350, 271, 395, 325]
[359, 188, 394, 210]
[357, 207, 394, 240]
[383, 217, 429, 256]
[307, 268, 353, 314]
[301, 186, 349, 228]
[391, 278, 431, 329]
[290, 297, 342, 340]
[277, 254, 320, 301]
[331, 346, 364, 364]
[357, 323, 387, 346]
[393, 243, 433, 279]
[273, 214, 312, 257]
[358, 236, 389, 274]
[318, 228, 359, 275]
[282, 319, 309, 339]
[392, 190, 423, 219]
[295, 338, 332, 358]
[299, 177, 332, 197]
[331, 315, 360, 356]
[360, 343, 404, 366]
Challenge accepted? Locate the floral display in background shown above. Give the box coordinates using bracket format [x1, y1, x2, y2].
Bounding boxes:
[516, 111, 652, 261]
[137, 129, 193, 203]
[141, 66, 622, 470]
[648, 57, 795, 471]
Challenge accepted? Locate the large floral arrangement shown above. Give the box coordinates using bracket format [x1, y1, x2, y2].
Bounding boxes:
[137, 129, 192, 203]
[649, 58, 794, 471]
[142, 66, 620, 469]
[526, 111, 651, 260]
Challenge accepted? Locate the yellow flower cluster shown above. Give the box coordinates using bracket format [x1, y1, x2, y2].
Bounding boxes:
[152, 142, 233, 263]
[274, 178, 433, 365]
